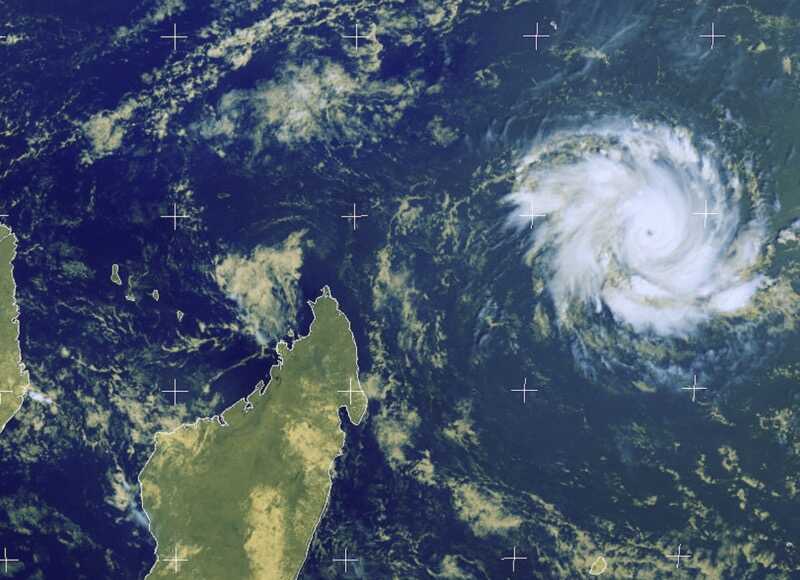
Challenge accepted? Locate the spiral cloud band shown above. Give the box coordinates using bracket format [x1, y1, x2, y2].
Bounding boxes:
[507, 120, 770, 382]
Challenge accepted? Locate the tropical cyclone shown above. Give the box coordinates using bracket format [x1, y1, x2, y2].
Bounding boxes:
[506, 119, 782, 387]
[139, 287, 367, 579]
[0, 224, 29, 434]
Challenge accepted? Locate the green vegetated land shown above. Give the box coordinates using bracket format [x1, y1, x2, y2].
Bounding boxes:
[140, 287, 367, 580]
[0, 224, 29, 434]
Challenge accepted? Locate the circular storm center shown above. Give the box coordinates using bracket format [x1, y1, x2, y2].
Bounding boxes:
[506, 120, 766, 338]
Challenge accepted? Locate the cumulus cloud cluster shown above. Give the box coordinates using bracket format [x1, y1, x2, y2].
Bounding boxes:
[199, 59, 420, 151]
[214, 232, 305, 344]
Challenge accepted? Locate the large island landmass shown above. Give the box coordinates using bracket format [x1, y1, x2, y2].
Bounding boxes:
[0, 224, 29, 434]
[139, 287, 368, 579]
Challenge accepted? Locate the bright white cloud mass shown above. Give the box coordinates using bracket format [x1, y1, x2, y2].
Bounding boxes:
[506, 119, 773, 385]
[508, 120, 766, 336]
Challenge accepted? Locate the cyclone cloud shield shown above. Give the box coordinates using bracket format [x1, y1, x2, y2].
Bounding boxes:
[507, 119, 780, 387]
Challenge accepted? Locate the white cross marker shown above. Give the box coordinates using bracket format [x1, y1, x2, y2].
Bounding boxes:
[160, 202, 190, 231]
[681, 374, 707, 403]
[510, 377, 538, 404]
[337, 377, 364, 406]
[161, 545, 188, 573]
[666, 544, 692, 568]
[341, 203, 368, 231]
[0, 389, 14, 405]
[161, 23, 188, 52]
[700, 22, 725, 49]
[332, 546, 359, 573]
[162, 379, 189, 406]
[342, 23, 372, 53]
[0, 547, 20, 574]
[501, 546, 527, 574]
[519, 202, 547, 229]
[692, 199, 720, 229]
[522, 22, 550, 51]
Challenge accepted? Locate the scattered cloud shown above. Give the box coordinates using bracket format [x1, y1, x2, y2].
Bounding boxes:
[442, 400, 479, 448]
[199, 59, 422, 152]
[214, 231, 305, 344]
[448, 480, 522, 538]
[80, 99, 138, 163]
[373, 399, 421, 468]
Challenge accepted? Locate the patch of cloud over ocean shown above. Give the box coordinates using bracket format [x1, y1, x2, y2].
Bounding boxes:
[196, 59, 423, 155]
[214, 231, 305, 345]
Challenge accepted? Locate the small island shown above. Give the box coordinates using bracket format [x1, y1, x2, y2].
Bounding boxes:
[110, 263, 122, 285]
[139, 287, 367, 579]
